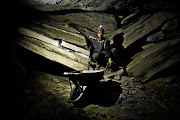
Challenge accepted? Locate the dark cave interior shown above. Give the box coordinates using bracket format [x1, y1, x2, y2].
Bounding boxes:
[4, 0, 180, 120]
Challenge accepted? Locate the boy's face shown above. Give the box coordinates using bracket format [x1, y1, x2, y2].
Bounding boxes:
[97, 29, 103, 40]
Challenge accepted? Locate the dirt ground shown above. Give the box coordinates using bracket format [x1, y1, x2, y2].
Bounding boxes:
[11, 70, 179, 120]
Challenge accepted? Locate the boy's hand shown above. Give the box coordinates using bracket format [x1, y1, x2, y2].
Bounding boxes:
[107, 59, 113, 67]
[88, 59, 91, 65]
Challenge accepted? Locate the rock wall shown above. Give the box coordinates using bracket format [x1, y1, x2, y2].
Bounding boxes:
[25, 0, 130, 11]
[124, 12, 180, 82]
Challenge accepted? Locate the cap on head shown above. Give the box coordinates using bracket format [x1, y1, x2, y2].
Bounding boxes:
[99, 25, 103, 29]
[97, 25, 104, 36]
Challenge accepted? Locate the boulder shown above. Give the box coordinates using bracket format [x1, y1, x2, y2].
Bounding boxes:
[146, 31, 164, 42]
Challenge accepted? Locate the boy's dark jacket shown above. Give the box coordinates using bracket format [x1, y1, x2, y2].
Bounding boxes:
[89, 38, 111, 60]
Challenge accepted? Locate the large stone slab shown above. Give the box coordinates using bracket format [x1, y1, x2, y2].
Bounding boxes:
[126, 39, 180, 82]
[17, 35, 88, 71]
[122, 12, 176, 48]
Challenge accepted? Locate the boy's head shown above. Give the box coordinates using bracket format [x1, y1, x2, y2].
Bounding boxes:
[97, 25, 104, 41]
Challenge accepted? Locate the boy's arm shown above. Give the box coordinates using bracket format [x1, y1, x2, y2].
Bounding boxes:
[105, 39, 111, 59]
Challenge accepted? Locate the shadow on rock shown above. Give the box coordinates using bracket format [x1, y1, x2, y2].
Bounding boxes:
[72, 81, 122, 108]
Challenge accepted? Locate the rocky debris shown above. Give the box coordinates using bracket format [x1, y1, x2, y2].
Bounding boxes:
[111, 76, 165, 120]
[118, 76, 145, 100]
[103, 67, 124, 81]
